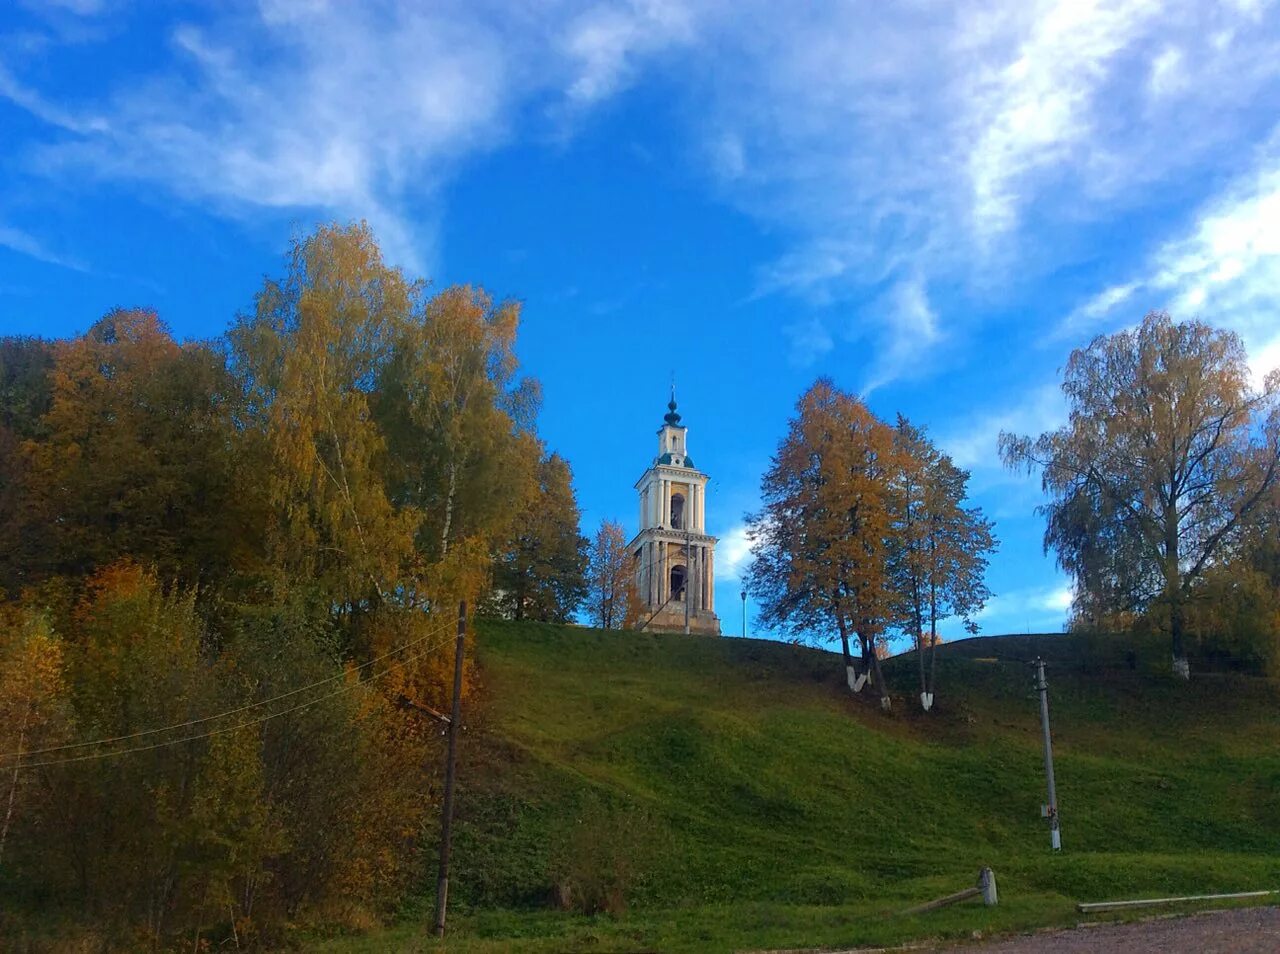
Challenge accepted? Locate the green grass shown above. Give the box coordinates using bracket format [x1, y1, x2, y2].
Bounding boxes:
[314, 622, 1280, 952]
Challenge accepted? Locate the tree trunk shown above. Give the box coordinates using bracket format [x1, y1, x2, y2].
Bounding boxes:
[440, 461, 458, 558]
[1166, 510, 1189, 679]
[860, 628, 891, 710]
[926, 597, 940, 702]
[1170, 592, 1189, 679]
[834, 608, 860, 694]
[913, 594, 928, 709]
[869, 640, 891, 711]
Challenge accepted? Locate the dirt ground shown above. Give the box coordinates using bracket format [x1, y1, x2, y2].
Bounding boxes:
[930, 905, 1280, 952]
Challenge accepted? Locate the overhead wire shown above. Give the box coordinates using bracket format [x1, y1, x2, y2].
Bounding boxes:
[1, 626, 461, 773]
[0, 614, 460, 767]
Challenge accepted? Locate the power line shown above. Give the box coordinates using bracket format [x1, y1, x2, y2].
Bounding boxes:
[0, 627, 460, 772]
[0, 614, 458, 761]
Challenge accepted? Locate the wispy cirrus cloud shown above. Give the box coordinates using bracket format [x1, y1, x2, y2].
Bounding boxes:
[941, 381, 1064, 474]
[1057, 130, 1280, 382]
[2, 0, 709, 269]
[689, 0, 1280, 384]
[5, 0, 1280, 395]
[0, 223, 87, 272]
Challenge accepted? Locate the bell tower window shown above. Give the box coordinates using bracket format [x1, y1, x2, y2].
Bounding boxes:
[671, 493, 685, 530]
[670, 564, 687, 601]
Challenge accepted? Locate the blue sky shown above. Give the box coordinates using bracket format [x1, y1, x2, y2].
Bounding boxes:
[4, 0, 1280, 643]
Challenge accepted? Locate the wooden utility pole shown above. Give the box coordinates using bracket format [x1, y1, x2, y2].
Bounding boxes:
[684, 528, 692, 635]
[1034, 657, 1061, 851]
[433, 601, 467, 937]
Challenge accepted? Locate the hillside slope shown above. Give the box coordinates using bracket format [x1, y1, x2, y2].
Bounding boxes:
[333, 622, 1280, 952]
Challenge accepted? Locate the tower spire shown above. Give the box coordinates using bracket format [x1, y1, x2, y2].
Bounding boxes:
[664, 382, 682, 427]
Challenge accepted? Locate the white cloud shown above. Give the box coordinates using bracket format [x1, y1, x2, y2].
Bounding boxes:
[3, 2, 706, 270]
[1053, 281, 1139, 344]
[5, 0, 1280, 393]
[861, 276, 943, 396]
[0, 62, 108, 135]
[940, 381, 1065, 475]
[561, 0, 698, 107]
[0, 224, 86, 271]
[963, 0, 1163, 240]
[975, 580, 1074, 631]
[1148, 46, 1187, 97]
[714, 522, 751, 581]
[1249, 333, 1280, 390]
[688, 0, 1280, 385]
[1055, 134, 1280, 368]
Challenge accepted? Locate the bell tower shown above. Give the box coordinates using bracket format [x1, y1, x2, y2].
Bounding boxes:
[629, 391, 721, 635]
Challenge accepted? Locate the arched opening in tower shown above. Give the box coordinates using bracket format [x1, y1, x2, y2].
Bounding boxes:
[670, 564, 687, 601]
[670, 493, 685, 530]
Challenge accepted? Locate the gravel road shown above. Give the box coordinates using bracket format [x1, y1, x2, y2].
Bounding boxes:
[928, 905, 1280, 952]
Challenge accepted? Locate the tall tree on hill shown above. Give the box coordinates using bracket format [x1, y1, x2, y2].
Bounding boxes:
[586, 520, 634, 630]
[19, 311, 248, 590]
[229, 224, 544, 629]
[228, 224, 418, 617]
[0, 337, 54, 596]
[488, 452, 589, 622]
[746, 379, 897, 709]
[891, 416, 996, 711]
[1001, 312, 1280, 678]
[375, 282, 542, 612]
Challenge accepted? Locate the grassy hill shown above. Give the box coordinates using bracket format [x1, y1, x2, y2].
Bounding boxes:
[321, 621, 1280, 953]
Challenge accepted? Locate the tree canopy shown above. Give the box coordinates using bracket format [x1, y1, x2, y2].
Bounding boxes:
[1001, 311, 1280, 677]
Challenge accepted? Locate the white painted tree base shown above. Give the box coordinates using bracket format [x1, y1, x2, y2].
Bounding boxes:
[846, 666, 867, 693]
[1172, 656, 1190, 679]
[920, 692, 933, 711]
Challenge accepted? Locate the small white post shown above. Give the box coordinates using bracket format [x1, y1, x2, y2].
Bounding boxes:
[979, 867, 998, 906]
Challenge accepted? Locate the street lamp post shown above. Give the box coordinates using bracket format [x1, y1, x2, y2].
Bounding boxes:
[740, 588, 747, 639]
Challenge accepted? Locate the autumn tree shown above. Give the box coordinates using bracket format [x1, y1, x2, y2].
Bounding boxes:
[587, 520, 635, 630]
[0, 607, 71, 868]
[1182, 489, 1280, 674]
[891, 416, 996, 710]
[0, 222, 563, 941]
[746, 379, 897, 709]
[228, 225, 544, 636]
[0, 337, 54, 596]
[227, 225, 418, 617]
[16, 313, 249, 590]
[375, 282, 542, 616]
[1001, 312, 1280, 678]
[488, 452, 588, 622]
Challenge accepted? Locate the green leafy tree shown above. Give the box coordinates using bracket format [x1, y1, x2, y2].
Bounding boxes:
[375, 282, 542, 615]
[488, 452, 588, 622]
[1001, 312, 1280, 677]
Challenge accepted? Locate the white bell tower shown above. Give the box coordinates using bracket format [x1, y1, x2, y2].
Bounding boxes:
[629, 391, 720, 635]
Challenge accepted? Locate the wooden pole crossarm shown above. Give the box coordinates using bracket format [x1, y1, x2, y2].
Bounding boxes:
[396, 694, 451, 725]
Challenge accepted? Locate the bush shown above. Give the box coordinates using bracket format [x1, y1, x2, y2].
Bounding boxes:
[547, 796, 663, 916]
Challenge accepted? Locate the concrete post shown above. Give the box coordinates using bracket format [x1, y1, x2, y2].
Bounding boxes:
[1035, 658, 1061, 851]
